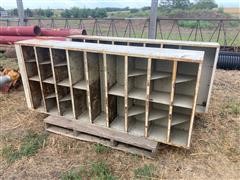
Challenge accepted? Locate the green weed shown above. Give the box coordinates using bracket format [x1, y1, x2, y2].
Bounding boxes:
[134, 164, 155, 179]
[1, 131, 48, 163]
[61, 161, 116, 180]
[94, 144, 111, 154]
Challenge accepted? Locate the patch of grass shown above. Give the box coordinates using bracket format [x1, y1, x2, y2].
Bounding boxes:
[1, 131, 48, 163]
[61, 169, 83, 180]
[225, 100, 240, 116]
[94, 143, 111, 154]
[178, 20, 214, 29]
[134, 164, 155, 179]
[91, 161, 116, 179]
[61, 161, 116, 180]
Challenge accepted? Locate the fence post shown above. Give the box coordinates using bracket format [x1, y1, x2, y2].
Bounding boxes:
[148, 0, 158, 39]
[16, 0, 25, 26]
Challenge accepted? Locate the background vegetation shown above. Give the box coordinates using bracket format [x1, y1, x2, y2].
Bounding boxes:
[0, 0, 235, 19]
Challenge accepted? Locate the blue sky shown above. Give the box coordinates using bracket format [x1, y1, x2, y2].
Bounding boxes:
[0, 0, 239, 9]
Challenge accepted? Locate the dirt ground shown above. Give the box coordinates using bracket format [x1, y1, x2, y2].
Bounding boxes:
[0, 57, 239, 179]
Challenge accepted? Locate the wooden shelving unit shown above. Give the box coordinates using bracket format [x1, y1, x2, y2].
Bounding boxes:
[16, 39, 204, 148]
[68, 35, 220, 113]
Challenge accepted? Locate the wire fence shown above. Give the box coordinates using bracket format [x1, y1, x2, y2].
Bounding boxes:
[1, 17, 240, 46]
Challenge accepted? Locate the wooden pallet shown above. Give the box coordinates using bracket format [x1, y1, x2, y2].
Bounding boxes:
[44, 115, 159, 158]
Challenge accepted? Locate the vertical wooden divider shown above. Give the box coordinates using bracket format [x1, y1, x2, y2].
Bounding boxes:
[166, 61, 178, 143]
[66, 50, 76, 119]
[187, 63, 203, 147]
[15, 45, 33, 109]
[33, 46, 47, 112]
[144, 58, 152, 137]
[49, 48, 61, 116]
[143, 43, 146, 47]
[160, 43, 163, 48]
[83, 51, 92, 123]
[124, 56, 128, 132]
[103, 53, 109, 127]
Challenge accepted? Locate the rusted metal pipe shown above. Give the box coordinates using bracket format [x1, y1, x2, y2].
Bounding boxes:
[41, 28, 87, 37]
[0, 26, 41, 36]
[0, 36, 65, 45]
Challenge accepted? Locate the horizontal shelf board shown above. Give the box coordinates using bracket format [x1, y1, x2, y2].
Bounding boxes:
[58, 78, 70, 86]
[108, 85, 124, 97]
[54, 62, 67, 67]
[148, 109, 168, 121]
[62, 108, 74, 119]
[110, 116, 124, 132]
[48, 106, 58, 115]
[135, 109, 168, 122]
[59, 94, 71, 102]
[39, 61, 51, 65]
[43, 76, 54, 84]
[25, 59, 36, 63]
[29, 75, 40, 81]
[172, 114, 190, 126]
[151, 72, 171, 80]
[128, 105, 145, 117]
[128, 88, 146, 100]
[148, 125, 167, 142]
[176, 74, 195, 83]
[150, 91, 193, 109]
[156, 114, 189, 127]
[73, 80, 87, 90]
[45, 93, 56, 99]
[174, 121, 189, 128]
[128, 120, 145, 137]
[170, 128, 188, 146]
[128, 69, 146, 77]
[77, 111, 90, 122]
[174, 94, 193, 109]
[93, 113, 106, 127]
[149, 91, 170, 105]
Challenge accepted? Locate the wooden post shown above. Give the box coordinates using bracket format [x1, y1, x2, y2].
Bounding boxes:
[16, 0, 25, 26]
[148, 0, 158, 39]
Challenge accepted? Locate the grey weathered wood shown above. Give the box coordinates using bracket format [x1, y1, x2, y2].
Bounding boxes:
[15, 40, 204, 63]
[68, 35, 219, 113]
[187, 63, 203, 147]
[145, 58, 152, 137]
[167, 61, 177, 143]
[44, 115, 158, 151]
[148, 0, 158, 39]
[45, 124, 155, 158]
[15, 45, 33, 109]
[16, 39, 205, 149]
[16, 0, 25, 26]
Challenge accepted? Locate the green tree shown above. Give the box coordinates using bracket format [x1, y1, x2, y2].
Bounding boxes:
[130, 8, 139, 13]
[36, 9, 45, 17]
[45, 9, 53, 17]
[70, 7, 80, 18]
[193, 0, 218, 9]
[0, 6, 4, 11]
[61, 9, 72, 18]
[25, 8, 33, 17]
[92, 8, 107, 18]
[159, 0, 191, 10]
[11, 8, 18, 16]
